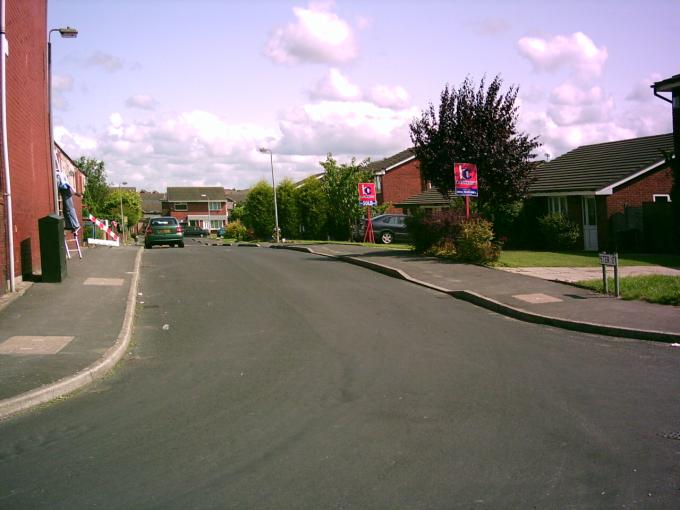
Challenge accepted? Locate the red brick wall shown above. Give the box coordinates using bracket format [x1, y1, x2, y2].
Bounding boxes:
[605, 166, 672, 216]
[380, 159, 425, 213]
[1, 0, 52, 285]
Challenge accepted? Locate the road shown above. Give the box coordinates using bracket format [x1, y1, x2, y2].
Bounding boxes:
[1, 244, 679, 509]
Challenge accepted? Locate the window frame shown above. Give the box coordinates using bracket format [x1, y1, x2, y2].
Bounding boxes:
[174, 202, 188, 211]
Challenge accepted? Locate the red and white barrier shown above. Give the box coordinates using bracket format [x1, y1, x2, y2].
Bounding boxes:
[88, 214, 120, 246]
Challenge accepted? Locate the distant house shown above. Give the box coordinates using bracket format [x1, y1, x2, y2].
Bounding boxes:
[55, 143, 85, 232]
[529, 133, 675, 251]
[366, 149, 429, 213]
[162, 187, 228, 233]
[395, 188, 456, 212]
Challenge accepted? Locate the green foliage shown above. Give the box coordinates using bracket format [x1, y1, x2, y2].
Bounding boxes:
[103, 189, 142, 229]
[457, 218, 500, 263]
[295, 176, 328, 240]
[406, 210, 500, 263]
[76, 157, 110, 218]
[577, 275, 680, 306]
[243, 181, 274, 239]
[321, 154, 373, 240]
[276, 179, 300, 239]
[226, 220, 248, 241]
[229, 203, 245, 222]
[410, 76, 541, 219]
[537, 213, 580, 250]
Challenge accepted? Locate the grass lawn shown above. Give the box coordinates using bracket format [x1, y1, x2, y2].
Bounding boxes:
[577, 275, 680, 306]
[495, 251, 680, 268]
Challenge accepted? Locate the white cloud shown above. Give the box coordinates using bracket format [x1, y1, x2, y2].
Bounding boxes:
[368, 84, 410, 109]
[264, 1, 358, 65]
[85, 51, 124, 72]
[309, 68, 361, 100]
[625, 73, 663, 102]
[126, 94, 158, 110]
[517, 32, 607, 79]
[52, 74, 74, 92]
[546, 83, 614, 126]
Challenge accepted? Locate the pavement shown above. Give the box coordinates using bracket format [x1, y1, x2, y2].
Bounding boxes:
[1, 239, 678, 420]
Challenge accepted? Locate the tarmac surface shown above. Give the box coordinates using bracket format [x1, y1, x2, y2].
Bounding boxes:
[0, 240, 678, 419]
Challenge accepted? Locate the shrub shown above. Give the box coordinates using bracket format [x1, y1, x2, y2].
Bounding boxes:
[457, 218, 500, 263]
[226, 220, 247, 241]
[406, 209, 468, 253]
[537, 213, 580, 250]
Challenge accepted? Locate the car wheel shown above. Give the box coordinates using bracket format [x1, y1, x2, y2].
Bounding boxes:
[380, 231, 394, 244]
[179, 241, 185, 248]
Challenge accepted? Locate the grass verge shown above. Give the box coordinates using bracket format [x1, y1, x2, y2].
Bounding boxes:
[576, 275, 680, 306]
[495, 251, 680, 268]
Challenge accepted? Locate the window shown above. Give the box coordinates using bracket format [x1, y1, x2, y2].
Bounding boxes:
[548, 196, 568, 216]
[174, 202, 188, 211]
[209, 201, 221, 211]
[653, 194, 671, 203]
[375, 175, 382, 193]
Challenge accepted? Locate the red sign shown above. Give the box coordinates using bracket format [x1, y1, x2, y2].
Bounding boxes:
[454, 163, 478, 197]
[358, 182, 377, 205]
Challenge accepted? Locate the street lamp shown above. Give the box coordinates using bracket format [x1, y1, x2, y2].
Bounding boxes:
[48, 26, 78, 214]
[119, 181, 127, 244]
[201, 193, 211, 235]
[258, 147, 280, 242]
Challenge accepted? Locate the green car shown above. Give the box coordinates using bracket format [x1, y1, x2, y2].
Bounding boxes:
[144, 217, 184, 249]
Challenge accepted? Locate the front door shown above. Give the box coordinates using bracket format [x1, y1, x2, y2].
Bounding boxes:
[582, 196, 598, 251]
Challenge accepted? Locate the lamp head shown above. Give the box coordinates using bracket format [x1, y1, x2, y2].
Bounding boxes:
[258, 147, 270, 154]
[58, 26, 78, 38]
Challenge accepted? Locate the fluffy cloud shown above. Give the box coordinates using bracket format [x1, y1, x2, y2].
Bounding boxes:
[264, 1, 358, 65]
[517, 32, 607, 79]
[126, 94, 158, 110]
[52, 74, 74, 110]
[309, 68, 361, 100]
[546, 83, 614, 126]
[625, 73, 662, 102]
[368, 84, 410, 109]
[85, 51, 124, 72]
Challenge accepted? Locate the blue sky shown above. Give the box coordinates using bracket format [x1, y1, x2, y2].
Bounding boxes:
[48, 0, 679, 191]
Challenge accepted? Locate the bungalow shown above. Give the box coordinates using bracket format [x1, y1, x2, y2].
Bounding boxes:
[366, 148, 429, 213]
[529, 133, 675, 251]
[162, 187, 228, 233]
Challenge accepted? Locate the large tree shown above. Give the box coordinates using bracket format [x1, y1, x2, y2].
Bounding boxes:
[242, 181, 274, 239]
[103, 189, 142, 229]
[321, 154, 372, 240]
[75, 157, 110, 218]
[410, 76, 540, 218]
[295, 176, 328, 240]
[276, 179, 300, 239]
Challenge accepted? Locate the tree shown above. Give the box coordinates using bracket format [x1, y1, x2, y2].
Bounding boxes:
[410, 76, 540, 219]
[103, 190, 142, 229]
[242, 181, 274, 239]
[321, 154, 372, 240]
[296, 176, 328, 240]
[229, 203, 245, 222]
[276, 179, 299, 239]
[75, 157, 110, 218]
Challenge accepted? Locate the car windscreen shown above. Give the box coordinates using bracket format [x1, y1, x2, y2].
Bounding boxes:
[151, 219, 177, 226]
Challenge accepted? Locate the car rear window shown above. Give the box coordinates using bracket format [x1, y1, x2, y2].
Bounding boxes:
[151, 218, 178, 226]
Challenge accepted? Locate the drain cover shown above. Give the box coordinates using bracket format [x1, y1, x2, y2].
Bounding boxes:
[659, 431, 680, 441]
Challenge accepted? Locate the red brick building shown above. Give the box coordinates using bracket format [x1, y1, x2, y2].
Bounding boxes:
[367, 149, 428, 214]
[530, 133, 675, 251]
[162, 187, 228, 233]
[1, 0, 57, 292]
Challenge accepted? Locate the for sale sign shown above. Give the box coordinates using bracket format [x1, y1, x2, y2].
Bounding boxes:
[454, 163, 479, 197]
[358, 182, 377, 206]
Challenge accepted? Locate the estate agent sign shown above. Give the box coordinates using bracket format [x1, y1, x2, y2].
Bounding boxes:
[454, 163, 478, 197]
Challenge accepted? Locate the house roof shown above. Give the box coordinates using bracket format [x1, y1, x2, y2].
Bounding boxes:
[366, 148, 415, 175]
[140, 191, 166, 214]
[224, 188, 249, 203]
[653, 74, 680, 93]
[395, 187, 456, 207]
[166, 187, 226, 201]
[529, 133, 674, 195]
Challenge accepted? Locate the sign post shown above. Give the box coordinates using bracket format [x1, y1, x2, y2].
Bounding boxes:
[598, 252, 620, 297]
[454, 163, 479, 218]
[358, 183, 377, 244]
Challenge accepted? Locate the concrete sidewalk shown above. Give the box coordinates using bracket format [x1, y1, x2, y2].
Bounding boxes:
[275, 243, 680, 343]
[0, 245, 141, 419]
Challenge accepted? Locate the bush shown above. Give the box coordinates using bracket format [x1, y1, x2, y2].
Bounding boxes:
[537, 213, 580, 250]
[406, 209, 468, 253]
[226, 220, 247, 241]
[457, 218, 500, 263]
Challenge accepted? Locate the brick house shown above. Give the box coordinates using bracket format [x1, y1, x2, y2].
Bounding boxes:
[367, 149, 429, 213]
[162, 187, 228, 233]
[529, 133, 675, 251]
[0, 0, 57, 292]
[56, 142, 85, 232]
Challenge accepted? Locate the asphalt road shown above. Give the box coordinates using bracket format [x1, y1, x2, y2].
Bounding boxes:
[1, 244, 680, 509]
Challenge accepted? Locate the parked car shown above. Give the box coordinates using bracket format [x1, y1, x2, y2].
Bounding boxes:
[144, 217, 184, 248]
[357, 214, 409, 244]
[182, 224, 209, 237]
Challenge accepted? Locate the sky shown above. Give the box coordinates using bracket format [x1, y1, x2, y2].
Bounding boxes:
[48, 0, 680, 192]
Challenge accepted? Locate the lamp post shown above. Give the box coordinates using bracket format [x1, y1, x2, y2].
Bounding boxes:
[48, 26, 78, 214]
[201, 193, 211, 235]
[258, 147, 280, 242]
[119, 181, 127, 244]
